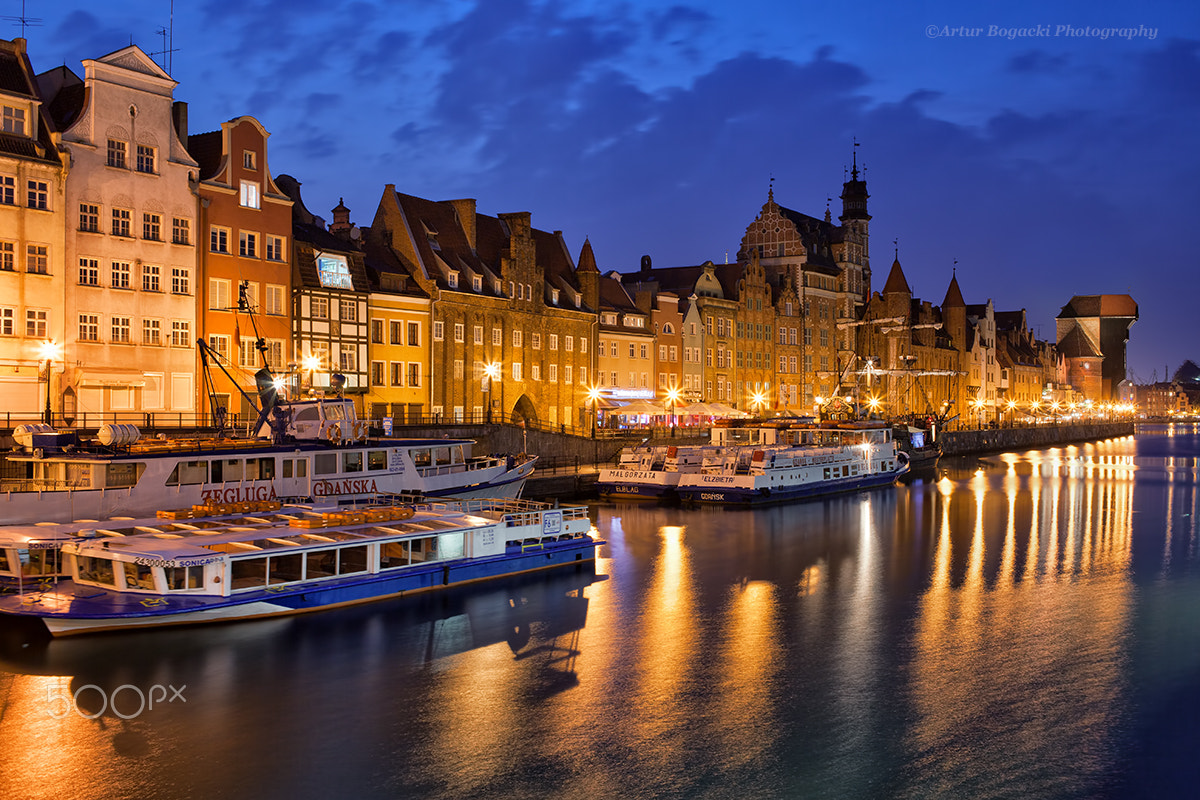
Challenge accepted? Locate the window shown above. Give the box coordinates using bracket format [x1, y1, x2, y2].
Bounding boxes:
[24, 180, 47, 210]
[453, 359, 464, 380]
[316, 255, 352, 289]
[512, 362, 522, 381]
[210, 226, 229, 254]
[473, 326, 483, 345]
[660, 345, 667, 360]
[550, 334, 558, 351]
[564, 365, 572, 384]
[532, 332, 541, 350]
[112, 208, 131, 237]
[433, 321, 444, 341]
[210, 278, 231, 310]
[111, 261, 131, 289]
[370, 319, 384, 344]
[142, 213, 161, 241]
[171, 320, 190, 347]
[549, 364, 558, 382]
[111, 316, 131, 343]
[491, 327, 501, 346]
[580, 338, 587, 354]
[239, 282, 258, 311]
[239, 231, 258, 258]
[142, 264, 161, 292]
[629, 344, 636, 359]
[391, 362, 404, 386]
[531, 364, 541, 381]
[266, 284, 285, 315]
[472, 274, 482, 292]
[339, 299, 357, 322]
[172, 217, 190, 245]
[79, 258, 99, 286]
[407, 363, 420, 387]
[565, 337, 574, 352]
[239, 339, 257, 366]
[448, 272, 458, 289]
[26, 309, 47, 338]
[0, 307, 12, 335]
[79, 314, 99, 341]
[26, 244, 47, 274]
[136, 144, 156, 174]
[0, 175, 12, 204]
[311, 297, 328, 318]
[143, 319, 160, 345]
[371, 361, 384, 386]
[172, 267, 190, 295]
[453, 323, 463, 343]
[266, 235, 285, 261]
[79, 203, 99, 232]
[240, 180, 260, 209]
[265, 340, 284, 371]
[107, 139, 127, 168]
[407, 322, 419, 347]
[208, 334, 229, 361]
[513, 330, 523, 348]
[243, 150, 257, 170]
[388, 320, 403, 345]
[580, 366, 587, 385]
[1, 105, 25, 135]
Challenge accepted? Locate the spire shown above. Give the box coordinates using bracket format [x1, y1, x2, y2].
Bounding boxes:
[577, 237, 599, 273]
[839, 139, 871, 223]
[881, 257, 911, 296]
[768, 175, 774, 204]
[942, 266, 966, 308]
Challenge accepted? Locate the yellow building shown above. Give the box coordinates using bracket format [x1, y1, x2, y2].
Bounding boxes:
[0, 38, 65, 419]
[361, 240, 432, 424]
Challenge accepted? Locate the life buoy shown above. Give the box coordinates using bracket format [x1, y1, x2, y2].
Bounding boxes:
[354, 422, 368, 441]
[325, 425, 342, 445]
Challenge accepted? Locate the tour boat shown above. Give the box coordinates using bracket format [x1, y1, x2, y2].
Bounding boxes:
[0, 498, 600, 636]
[1, 397, 534, 524]
[596, 444, 721, 501]
[675, 421, 909, 506]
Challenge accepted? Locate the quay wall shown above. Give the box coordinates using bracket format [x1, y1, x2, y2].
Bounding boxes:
[937, 422, 1134, 456]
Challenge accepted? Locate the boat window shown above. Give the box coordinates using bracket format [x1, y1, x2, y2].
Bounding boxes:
[167, 460, 208, 486]
[246, 457, 276, 480]
[450, 445, 465, 464]
[25, 548, 62, 576]
[121, 561, 156, 590]
[295, 406, 320, 422]
[283, 459, 292, 479]
[66, 463, 93, 488]
[105, 462, 143, 488]
[367, 450, 387, 471]
[380, 540, 411, 569]
[338, 546, 368, 575]
[165, 566, 203, 590]
[212, 459, 243, 482]
[439, 533, 465, 560]
[231, 557, 267, 590]
[325, 404, 347, 421]
[0, 551, 8, 572]
[434, 447, 451, 466]
[342, 452, 363, 473]
[412, 449, 431, 468]
[306, 549, 337, 579]
[268, 553, 304, 584]
[77, 555, 117, 587]
[409, 536, 438, 563]
[314, 453, 337, 475]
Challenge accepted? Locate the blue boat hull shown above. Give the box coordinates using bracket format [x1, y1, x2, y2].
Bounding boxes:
[677, 470, 905, 507]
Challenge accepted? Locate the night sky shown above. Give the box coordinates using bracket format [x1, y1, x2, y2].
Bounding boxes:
[14, 0, 1200, 383]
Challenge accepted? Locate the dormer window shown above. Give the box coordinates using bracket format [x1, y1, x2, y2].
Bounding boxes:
[493, 278, 501, 293]
[550, 288, 559, 304]
[602, 313, 617, 325]
[472, 275, 482, 292]
[448, 271, 458, 289]
[1, 106, 26, 136]
[422, 221, 439, 250]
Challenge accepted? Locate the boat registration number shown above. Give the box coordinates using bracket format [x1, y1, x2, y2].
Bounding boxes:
[134, 555, 223, 569]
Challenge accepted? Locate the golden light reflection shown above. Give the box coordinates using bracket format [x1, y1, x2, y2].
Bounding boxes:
[712, 580, 781, 770]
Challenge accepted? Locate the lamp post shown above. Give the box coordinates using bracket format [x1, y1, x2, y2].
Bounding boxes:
[484, 362, 501, 425]
[303, 355, 321, 395]
[38, 340, 60, 426]
[587, 385, 601, 439]
[666, 387, 681, 437]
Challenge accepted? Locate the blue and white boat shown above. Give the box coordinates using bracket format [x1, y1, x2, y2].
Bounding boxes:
[675, 421, 909, 506]
[2, 397, 534, 524]
[0, 498, 600, 636]
[596, 444, 721, 501]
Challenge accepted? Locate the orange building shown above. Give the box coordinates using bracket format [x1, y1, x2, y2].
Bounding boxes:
[189, 117, 293, 419]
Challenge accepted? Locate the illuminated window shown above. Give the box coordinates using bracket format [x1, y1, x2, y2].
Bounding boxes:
[0, 306, 12, 335]
[26, 309, 46, 338]
[316, 255, 352, 289]
[171, 320, 191, 347]
[239, 180, 260, 209]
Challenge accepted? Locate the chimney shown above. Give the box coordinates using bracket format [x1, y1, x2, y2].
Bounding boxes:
[448, 199, 477, 251]
[172, 101, 188, 142]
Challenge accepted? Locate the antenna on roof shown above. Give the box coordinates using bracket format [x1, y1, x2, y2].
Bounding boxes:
[894, 238, 898, 260]
[2, 0, 42, 37]
[150, 1, 178, 75]
[952, 258, 958, 277]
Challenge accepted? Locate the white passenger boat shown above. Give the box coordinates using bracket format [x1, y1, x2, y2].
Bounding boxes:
[596, 444, 716, 501]
[675, 421, 909, 506]
[1, 397, 534, 524]
[0, 498, 600, 636]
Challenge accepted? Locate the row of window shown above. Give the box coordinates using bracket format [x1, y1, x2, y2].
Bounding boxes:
[0, 307, 47, 338]
[210, 226, 285, 260]
[0, 175, 49, 209]
[309, 296, 360, 322]
[75, 314, 191, 347]
[367, 362, 424, 387]
[78, 204, 191, 244]
[431, 322, 588, 352]
[106, 139, 158, 174]
[206, 335, 285, 369]
[208, 279, 287, 316]
[0, 240, 48, 274]
[369, 319, 422, 347]
[77, 259, 191, 293]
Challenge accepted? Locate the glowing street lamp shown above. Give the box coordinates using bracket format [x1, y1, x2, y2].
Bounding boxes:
[750, 390, 767, 418]
[586, 385, 602, 438]
[865, 395, 882, 418]
[666, 387, 682, 436]
[483, 362, 501, 423]
[38, 340, 61, 426]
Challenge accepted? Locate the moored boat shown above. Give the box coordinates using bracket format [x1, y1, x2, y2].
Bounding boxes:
[2, 397, 534, 524]
[0, 498, 601, 636]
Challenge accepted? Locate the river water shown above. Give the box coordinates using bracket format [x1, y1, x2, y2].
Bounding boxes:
[0, 424, 1197, 799]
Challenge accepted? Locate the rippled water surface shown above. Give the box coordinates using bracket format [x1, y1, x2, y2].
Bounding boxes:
[2, 424, 1198, 799]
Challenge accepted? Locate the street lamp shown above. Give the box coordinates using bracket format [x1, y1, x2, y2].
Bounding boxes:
[586, 385, 602, 439]
[38, 340, 60, 426]
[483, 362, 501, 424]
[865, 394, 882, 419]
[666, 387, 681, 437]
[303, 354, 321, 394]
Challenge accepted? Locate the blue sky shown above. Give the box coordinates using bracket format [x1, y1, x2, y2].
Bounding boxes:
[14, 0, 1200, 382]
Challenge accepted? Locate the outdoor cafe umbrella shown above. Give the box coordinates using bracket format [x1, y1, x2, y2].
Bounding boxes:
[709, 403, 749, 418]
[678, 401, 722, 416]
[615, 399, 667, 416]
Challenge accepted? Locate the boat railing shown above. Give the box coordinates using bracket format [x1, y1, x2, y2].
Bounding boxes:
[0, 477, 93, 494]
[408, 498, 587, 525]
